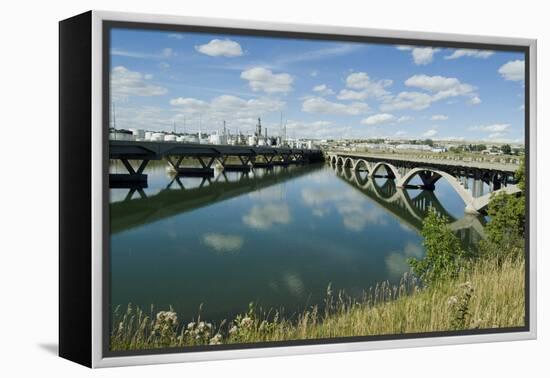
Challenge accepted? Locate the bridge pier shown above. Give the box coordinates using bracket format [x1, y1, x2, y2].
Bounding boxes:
[109, 158, 150, 186]
[272, 153, 290, 166]
[252, 154, 274, 169]
[216, 155, 252, 172]
[167, 155, 216, 177]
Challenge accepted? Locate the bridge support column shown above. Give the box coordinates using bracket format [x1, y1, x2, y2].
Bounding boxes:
[109, 158, 150, 186]
[167, 155, 216, 177]
[273, 153, 290, 166]
[252, 154, 274, 168]
[464, 203, 480, 215]
[218, 155, 252, 172]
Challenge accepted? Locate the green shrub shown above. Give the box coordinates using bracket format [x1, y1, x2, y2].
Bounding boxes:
[408, 208, 467, 285]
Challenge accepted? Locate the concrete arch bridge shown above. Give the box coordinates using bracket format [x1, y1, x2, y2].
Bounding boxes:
[327, 152, 521, 215]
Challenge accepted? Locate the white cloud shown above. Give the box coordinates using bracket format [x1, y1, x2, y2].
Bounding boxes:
[170, 94, 284, 131]
[361, 113, 396, 126]
[469, 123, 511, 132]
[302, 97, 369, 115]
[396, 46, 439, 65]
[274, 44, 361, 67]
[161, 48, 174, 58]
[312, 84, 334, 96]
[169, 97, 209, 111]
[195, 39, 244, 57]
[444, 49, 494, 60]
[498, 60, 525, 82]
[338, 72, 392, 100]
[242, 203, 291, 229]
[397, 115, 413, 123]
[111, 105, 177, 130]
[431, 114, 448, 121]
[405, 74, 468, 93]
[422, 129, 438, 137]
[469, 96, 481, 105]
[111, 48, 175, 60]
[167, 33, 185, 40]
[111, 66, 167, 99]
[412, 47, 439, 65]
[381, 74, 479, 110]
[488, 132, 507, 139]
[310, 70, 319, 77]
[285, 120, 352, 139]
[380, 91, 433, 111]
[241, 67, 293, 93]
[202, 233, 243, 252]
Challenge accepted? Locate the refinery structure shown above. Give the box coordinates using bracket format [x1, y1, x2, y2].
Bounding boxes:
[109, 117, 317, 150]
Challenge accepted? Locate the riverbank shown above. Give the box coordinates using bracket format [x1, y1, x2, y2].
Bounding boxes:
[110, 254, 524, 351]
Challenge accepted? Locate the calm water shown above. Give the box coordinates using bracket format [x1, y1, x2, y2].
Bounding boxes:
[109, 161, 487, 324]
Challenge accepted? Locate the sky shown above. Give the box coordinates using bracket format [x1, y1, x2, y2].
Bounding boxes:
[110, 28, 526, 143]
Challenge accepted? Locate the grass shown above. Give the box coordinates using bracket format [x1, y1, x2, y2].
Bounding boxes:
[110, 254, 525, 351]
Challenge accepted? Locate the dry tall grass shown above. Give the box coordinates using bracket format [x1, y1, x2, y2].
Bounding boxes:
[110, 255, 525, 351]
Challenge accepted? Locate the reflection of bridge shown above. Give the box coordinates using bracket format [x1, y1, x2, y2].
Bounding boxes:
[110, 140, 324, 185]
[327, 152, 521, 215]
[332, 165, 486, 244]
[110, 164, 320, 234]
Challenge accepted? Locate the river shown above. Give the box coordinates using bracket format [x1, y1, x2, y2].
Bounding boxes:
[109, 161, 488, 325]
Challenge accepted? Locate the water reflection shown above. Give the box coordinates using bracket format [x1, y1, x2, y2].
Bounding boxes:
[109, 162, 485, 325]
[332, 165, 486, 247]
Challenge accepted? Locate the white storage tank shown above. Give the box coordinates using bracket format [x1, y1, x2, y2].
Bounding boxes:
[151, 132, 165, 142]
[129, 128, 145, 139]
[185, 134, 199, 144]
[165, 134, 177, 142]
[209, 133, 221, 145]
[145, 131, 153, 141]
[248, 135, 257, 146]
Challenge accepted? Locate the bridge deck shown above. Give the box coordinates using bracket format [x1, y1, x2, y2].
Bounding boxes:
[330, 152, 518, 173]
[110, 140, 322, 160]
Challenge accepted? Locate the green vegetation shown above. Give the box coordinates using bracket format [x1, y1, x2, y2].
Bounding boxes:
[480, 160, 526, 262]
[110, 161, 526, 351]
[408, 209, 468, 285]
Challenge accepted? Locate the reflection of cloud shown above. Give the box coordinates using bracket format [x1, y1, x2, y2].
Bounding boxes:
[336, 203, 386, 231]
[284, 272, 305, 298]
[385, 241, 424, 277]
[301, 187, 388, 231]
[386, 252, 411, 277]
[248, 186, 283, 201]
[202, 233, 244, 252]
[301, 187, 341, 206]
[312, 208, 330, 217]
[399, 223, 414, 233]
[242, 203, 291, 229]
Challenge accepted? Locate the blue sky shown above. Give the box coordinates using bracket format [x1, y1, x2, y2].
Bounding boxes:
[110, 28, 525, 143]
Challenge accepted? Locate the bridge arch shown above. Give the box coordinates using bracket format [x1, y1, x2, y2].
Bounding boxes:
[370, 162, 401, 180]
[343, 157, 354, 168]
[353, 159, 372, 172]
[336, 156, 344, 166]
[397, 167, 478, 214]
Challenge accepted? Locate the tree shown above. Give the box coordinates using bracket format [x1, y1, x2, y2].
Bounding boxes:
[408, 208, 467, 285]
[500, 144, 512, 155]
[481, 160, 525, 261]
